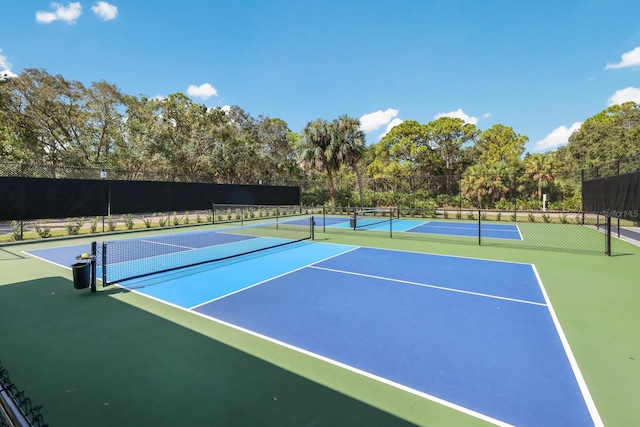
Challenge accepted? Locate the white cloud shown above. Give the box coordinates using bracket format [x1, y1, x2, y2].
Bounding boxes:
[533, 122, 582, 152]
[373, 118, 405, 140]
[605, 46, 640, 69]
[385, 118, 403, 133]
[0, 49, 17, 78]
[187, 83, 218, 100]
[36, 2, 82, 25]
[359, 108, 399, 133]
[434, 109, 478, 125]
[91, 1, 118, 21]
[607, 86, 640, 106]
[482, 112, 492, 119]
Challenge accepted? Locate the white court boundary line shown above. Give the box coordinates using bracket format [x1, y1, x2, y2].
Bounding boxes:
[309, 265, 546, 306]
[531, 265, 604, 427]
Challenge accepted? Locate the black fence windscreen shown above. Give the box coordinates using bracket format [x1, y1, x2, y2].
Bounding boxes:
[0, 177, 108, 220]
[0, 177, 300, 220]
[582, 171, 640, 221]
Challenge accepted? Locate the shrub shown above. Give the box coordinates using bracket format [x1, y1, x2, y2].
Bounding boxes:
[123, 214, 135, 230]
[11, 221, 22, 241]
[158, 214, 168, 228]
[143, 215, 154, 228]
[528, 212, 536, 222]
[184, 211, 190, 225]
[542, 213, 551, 223]
[107, 216, 117, 231]
[467, 211, 475, 220]
[559, 213, 568, 224]
[443, 211, 449, 219]
[90, 216, 100, 233]
[206, 210, 213, 223]
[496, 212, 501, 221]
[35, 221, 51, 238]
[66, 217, 85, 235]
[173, 211, 182, 226]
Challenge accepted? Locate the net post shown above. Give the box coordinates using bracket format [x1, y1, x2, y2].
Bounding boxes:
[101, 242, 108, 286]
[310, 216, 315, 240]
[478, 209, 482, 246]
[212, 203, 215, 224]
[323, 206, 326, 233]
[389, 208, 393, 238]
[352, 209, 357, 230]
[605, 209, 612, 256]
[90, 241, 97, 293]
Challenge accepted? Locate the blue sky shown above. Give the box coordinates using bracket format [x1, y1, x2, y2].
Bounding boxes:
[1, 1, 640, 153]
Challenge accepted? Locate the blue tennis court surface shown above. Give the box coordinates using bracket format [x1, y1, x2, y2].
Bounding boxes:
[26, 235, 600, 426]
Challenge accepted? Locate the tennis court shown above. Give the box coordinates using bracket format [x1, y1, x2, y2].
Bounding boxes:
[26, 225, 601, 427]
[286, 215, 523, 240]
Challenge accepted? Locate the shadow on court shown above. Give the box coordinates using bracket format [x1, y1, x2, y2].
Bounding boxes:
[0, 276, 415, 427]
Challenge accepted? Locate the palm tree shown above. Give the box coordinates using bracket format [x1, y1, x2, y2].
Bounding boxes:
[331, 115, 366, 207]
[486, 162, 511, 205]
[525, 153, 555, 200]
[297, 119, 337, 205]
[297, 116, 367, 207]
[461, 164, 490, 208]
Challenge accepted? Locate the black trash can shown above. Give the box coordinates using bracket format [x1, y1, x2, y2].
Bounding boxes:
[350, 216, 356, 228]
[72, 262, 91, 289]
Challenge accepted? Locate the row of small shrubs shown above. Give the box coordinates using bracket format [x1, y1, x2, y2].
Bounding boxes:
[7, 210, 215, 241]
[214, 207, 299, 222]
[430, 210, 587, 225]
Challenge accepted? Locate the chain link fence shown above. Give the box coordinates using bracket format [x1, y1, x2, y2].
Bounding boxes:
[582, 152, 640, 181]
[0, 361, 47, 427]
[1, 161, 635, 255]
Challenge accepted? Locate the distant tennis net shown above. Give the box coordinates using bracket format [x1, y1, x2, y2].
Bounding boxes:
[95, 217, 314, 285]
[352, 206, 399, 230]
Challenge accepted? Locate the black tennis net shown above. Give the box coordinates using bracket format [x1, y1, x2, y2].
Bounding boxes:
[352, 207, 399, 229]
[95, 217, 314, 285]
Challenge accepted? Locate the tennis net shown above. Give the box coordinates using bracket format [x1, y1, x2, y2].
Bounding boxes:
[352, 206, 399, 229]
[95, 217, 314, 285]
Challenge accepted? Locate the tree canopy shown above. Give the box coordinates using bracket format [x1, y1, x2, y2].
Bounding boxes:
[1, 67, 637, 210]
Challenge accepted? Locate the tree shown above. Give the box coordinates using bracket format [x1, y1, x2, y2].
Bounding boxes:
[368, 120, 439, 181]
[525, 153, 556, 200]
[295, 116, 365, 206]
[475, 124, 527, 165]
[331, 115, 366, 207]
[2, 68, 89, 167]
[256, 117, 300, 185]
[297, 119, 337, 204]
[82, 80, 125, 167]
[461, 162, 511, 208]
[559, 102, 640, 171]
[425, 117, 478, 194]
[460, 164, 490, 208]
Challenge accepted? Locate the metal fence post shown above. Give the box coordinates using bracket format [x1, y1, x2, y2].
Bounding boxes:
[478, 209, 481, 246]
[606, 210, 612, 256]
